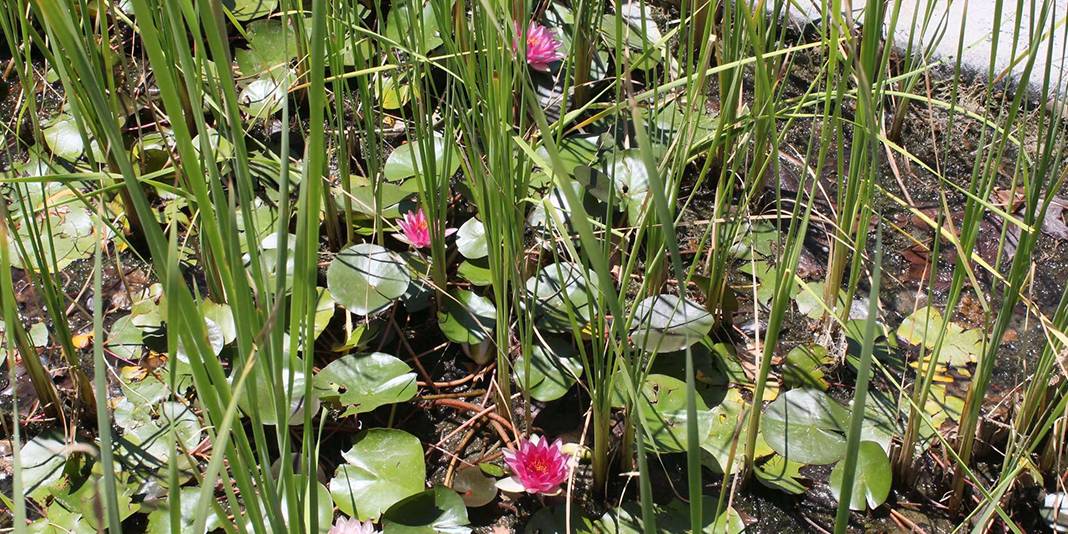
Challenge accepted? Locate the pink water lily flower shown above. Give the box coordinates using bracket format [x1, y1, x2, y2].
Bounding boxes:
[515, 21, 563, 72]
[397, 208, 431, 249]
[502, 434, 570, 494]
[328, 517, 376, 534]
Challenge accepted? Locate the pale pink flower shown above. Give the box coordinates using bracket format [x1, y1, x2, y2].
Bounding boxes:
[328, 517, 376, 534]
[515, 21, 563, 72]
[397, 208, 431, 249]
[502, 434, 569, 494]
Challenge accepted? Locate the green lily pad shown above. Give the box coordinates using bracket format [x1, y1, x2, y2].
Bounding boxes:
[21, 433, 69, 502]
[457, 257, 492, 286]
[513, 336, 584, 402]
[312, 288, 336, 340]
[327, 243, 411, 316]
[235, 20, 298, 78]
[330, 428, 426, 521]
[761, 388, 851, 465]
[631, 294, 714, 353]
[115, 400, 202, 463]
[524, 262, 599, 333]
[598, 5, 664, 71]
[239, 74, 291, 118]
[226, 0, 277, 20]
[42, 115, 85, 161]
[384, 1, 443, 53]
[437, 290, 496, 346]
[602, 149, 650, 220]
[452, 467, 497, 508]
[829, 440, 892, 511]
[455, 218, 488, 260]
[896, 306, 982, 367]
[315, 352, 417, 416]
[754, 454, 807, 494]
[637, 374, 713, 453]
[237, 358, 319, 426]
[782, 344, 832, 390]
[105, 315, 143, 360]
[699, 388, 751, 474]
[383, 134, 460, 183]
[382, 486, 472, 533]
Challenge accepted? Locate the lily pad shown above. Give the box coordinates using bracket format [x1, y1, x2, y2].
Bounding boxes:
[227, 0, 278, 20]
[452, 466, 497, 508]
[829, 441, 892, 511]
[755, 454, 807, 494]
[383, 134, 460, 183]
[330, 429, 426, 521]
[384, 0, 443, 53]
[513, 336, 584, 402]
[457, 257, 492, 286]
[327, 244, 411, 316]
[42, 115, 85, 161]
[761, 388, 851, 465]
[897, 306, 982, 367]
[524, 262, 599, 333]
[630, 294, 714, 353]
[700, 388, 759, 474]
[315, 352, 417, 416]
[782, 344, 832, 390]
[21, 433, 69, 502]
[637, 374, 713, 453]
[455, 218, 488, 260]
[382, 486, 472, 533]
[437, 290, 496, 346]
[237, 358, 319, 426]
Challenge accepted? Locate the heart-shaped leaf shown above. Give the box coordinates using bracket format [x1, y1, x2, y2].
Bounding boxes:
[637, 374, 712, 453]
[630, 294, 714, 353]
[761, 388, 851, 465]
[383, 134, 459, 183]
[754, 454, 807, 494]
[455, 218, 488, 259]
[382, 486, 472, 533]
[42, 114, 85, 161]
[328, 243, 411, 316]
[437, 290, 496, 346]
[316, 352, 417, 416]
[330, 429, 426, 521]
[829, 440, 892, 511]
[524, 262, 599, 333]
[896, 306, 982, 367]
[513, 336, 583, 402]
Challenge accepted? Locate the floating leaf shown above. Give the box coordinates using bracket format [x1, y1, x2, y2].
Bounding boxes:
[239, 75, 291, 118]
[457, 257, 492, 286]
[755, 454, 807, 494]
[630, 294, 714, 353]
[382, 486, 472, 533]
[452, 466, 497, 508]
[384, 0, 443, 52]
[602, 149, 650, 220]
[524, 262, 599, 333]
[330, 429, 426, 521]
[762, 388, 851, 465]
[315, 352, 417, 416]
[227, 0, 278, 20]
[829, 441, 892, 511]
[782, 344, 832, 390]
[313, 288, 336, 340]
[700, 388, 760, 474]
[105, 315, 143, 360]
[638, 374, 713, 453]
[327, 244, 411, 316]
[42, 115, 85, 161]
[514, 336, 583, 402]
[237, 358, 319, 426]
[235, 20, 298, 78]
[437, 290, 496, 346]
[455, 218, 488, 259]
[383, 134, 460, 183]
[21, 433, 68, 502]
[897, 306, 982, 367]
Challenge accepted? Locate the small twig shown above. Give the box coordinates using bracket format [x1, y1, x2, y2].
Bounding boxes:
[443, 426, 479, 487]
[431, 398, 514, 448]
